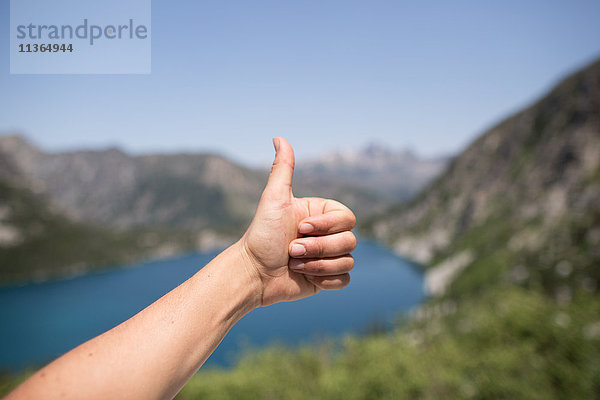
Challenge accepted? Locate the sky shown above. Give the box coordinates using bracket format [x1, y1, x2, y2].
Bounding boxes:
[1, 0, 600, 166]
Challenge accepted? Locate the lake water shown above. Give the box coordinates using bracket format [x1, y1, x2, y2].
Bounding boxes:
[0, 241, 424, 372]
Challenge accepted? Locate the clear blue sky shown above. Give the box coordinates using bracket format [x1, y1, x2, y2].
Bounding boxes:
[1, 0, 600, 166]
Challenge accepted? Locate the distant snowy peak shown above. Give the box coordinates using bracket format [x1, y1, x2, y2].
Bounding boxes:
[295, 141, 449, 204]
[301, 142, 443, 169]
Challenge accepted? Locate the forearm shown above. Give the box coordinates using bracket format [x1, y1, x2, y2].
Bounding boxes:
[7, 242, 262, 400]
[5, 137, 356, 400]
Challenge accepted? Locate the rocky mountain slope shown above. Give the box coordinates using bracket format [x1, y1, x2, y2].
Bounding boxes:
[4, 61, 600, 399]
[295, 144, 447, 216]
[0, 159, 189, 283]
[0, 135, 444, 283]
[0, 138, 268, 282]
[0, 136, 445, 230]
[370, 58, 600, 299]
[0, 137, 265, 233]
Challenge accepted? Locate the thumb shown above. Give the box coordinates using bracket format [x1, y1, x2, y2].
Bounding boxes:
[264, 137, 295, 200]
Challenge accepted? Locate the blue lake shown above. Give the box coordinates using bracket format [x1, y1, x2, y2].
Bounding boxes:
[0, 241, 424, 371]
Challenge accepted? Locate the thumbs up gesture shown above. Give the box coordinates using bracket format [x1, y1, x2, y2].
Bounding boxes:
[240, 137, 356, 306]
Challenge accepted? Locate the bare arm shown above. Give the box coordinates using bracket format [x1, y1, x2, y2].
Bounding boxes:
[5, 137, 356, 400]
[6, 244, 262, 400]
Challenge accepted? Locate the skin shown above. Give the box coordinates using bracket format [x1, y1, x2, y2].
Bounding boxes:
[5, 137, 356, 400]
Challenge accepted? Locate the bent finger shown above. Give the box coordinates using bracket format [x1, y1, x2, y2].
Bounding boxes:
[289, 231, 357, 259]
[298, 199, 356, 235]
[289, 254, 354, 276]
[305, 273, 351, 291]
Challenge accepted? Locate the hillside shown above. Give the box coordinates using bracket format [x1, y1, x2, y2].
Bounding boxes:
[0, 138, 269, 283]
[0, 136, 443, 283]
[0, 137, 445, 228]
[2, 60, 600, 400]
[369, 58, 600, 299]
[0, 176, 196, 284]
[294, 144, 447, 216]
[0, 144, 252, 283]
[168, 57, 600, 400]
[0, 137, 265, 233]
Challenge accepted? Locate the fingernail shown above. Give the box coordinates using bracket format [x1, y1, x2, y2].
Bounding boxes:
[290, 243, 306, 257]
[273, 137, 280, 152]
[299, 223, 314, 234]
[290, 260, 305, 271]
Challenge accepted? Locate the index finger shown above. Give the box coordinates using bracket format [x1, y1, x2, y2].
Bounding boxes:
[298, 199, 356, 235]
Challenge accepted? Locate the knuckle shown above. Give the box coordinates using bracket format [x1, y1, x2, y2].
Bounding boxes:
[321, 279, 337, 290]
[322, 274, 351, 290]
[315, 239, 326, 257]
[313, 221, 326, 234]
[346, 232, 357, 251]
[269, 160, 280, 173]
[335, 274, 351, 289]
[305, 240, 317, 257]
[345, 256, 355, 272]
[348, 212, 357, 229]
[311, 259, 325, 274]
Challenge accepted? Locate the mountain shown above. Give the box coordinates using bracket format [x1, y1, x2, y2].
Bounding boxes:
[369, 58, 600, 299]
[3, 61, 600, 400]
[294, 144, 447, 216]
[0, 136, 265, 233]
[0, 161, 189, 284]
[0, 139, 267, 283]
[0, 135, 445, 283]
[0, 136, 446, 232]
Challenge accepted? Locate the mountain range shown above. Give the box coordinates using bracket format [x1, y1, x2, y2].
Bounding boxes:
[2, 56, 600, 400]
[295, 144, 447, 215]
[6, 55, 598, 299]
[368, 58, 600, 299]
[0, 135, 444, 282]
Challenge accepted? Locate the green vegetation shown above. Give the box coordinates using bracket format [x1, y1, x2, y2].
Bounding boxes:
[2, 60, 600, 399]
[173, 59, 600, 399]
[174, 287, 599, 400]
[3, 287, 597, 399]
[0, 180, 200, 284]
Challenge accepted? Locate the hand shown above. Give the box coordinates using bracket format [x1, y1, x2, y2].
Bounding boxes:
[3, 138, 355, 400]
[239, 137, 357, 306]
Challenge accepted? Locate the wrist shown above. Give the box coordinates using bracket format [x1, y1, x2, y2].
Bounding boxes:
[233, 237, 265, 308]
[189, 241, 263, 330]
